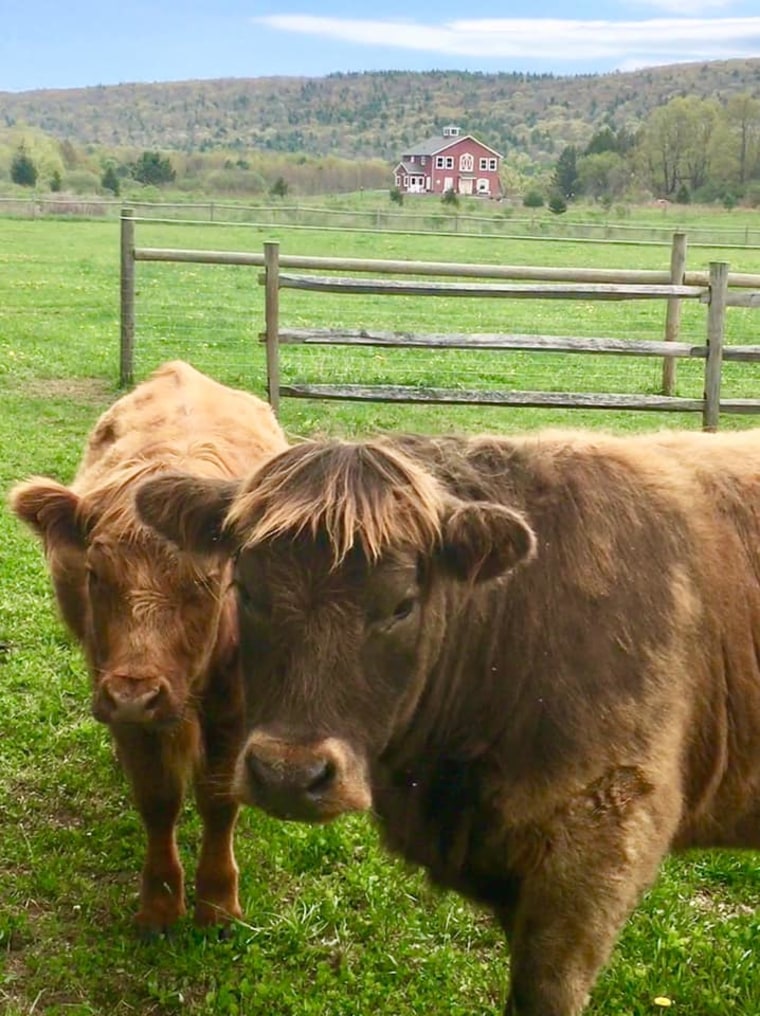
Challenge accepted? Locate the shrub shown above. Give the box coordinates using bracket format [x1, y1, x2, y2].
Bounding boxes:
[522, 189, 544, 208]
[270, 176, 289, 198]
[548, 194, 567, 214]
[442, 187, 459, 207]
[389, 186, 404, 206]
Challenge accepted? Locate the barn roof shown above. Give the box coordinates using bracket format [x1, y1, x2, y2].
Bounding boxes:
[402, 134, 503, 159]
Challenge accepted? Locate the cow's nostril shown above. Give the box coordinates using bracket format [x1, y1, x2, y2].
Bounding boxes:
[305, 760, 335, 798]
[246, 752, 277, 790]
[140, 686, 163, 710]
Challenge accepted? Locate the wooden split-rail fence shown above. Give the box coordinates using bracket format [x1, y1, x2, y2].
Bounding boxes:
[120, 210, 760, 430]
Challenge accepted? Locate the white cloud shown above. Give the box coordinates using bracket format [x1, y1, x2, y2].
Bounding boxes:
[633, 0, 734, 14]
[253, 14, 760, 66]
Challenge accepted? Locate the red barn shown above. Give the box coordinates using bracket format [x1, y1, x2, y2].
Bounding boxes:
[393, 125, 503, 198]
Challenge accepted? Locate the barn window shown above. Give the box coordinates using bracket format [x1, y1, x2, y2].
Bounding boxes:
[460, 153, 474, 172]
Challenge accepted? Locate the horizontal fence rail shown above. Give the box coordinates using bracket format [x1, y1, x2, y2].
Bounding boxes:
[9, 197, 760, 248]
[120, 213, 760, 431]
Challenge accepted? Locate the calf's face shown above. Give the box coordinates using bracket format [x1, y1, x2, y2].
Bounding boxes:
[134, 469, 537, 822]
[10, 477, 228, 728]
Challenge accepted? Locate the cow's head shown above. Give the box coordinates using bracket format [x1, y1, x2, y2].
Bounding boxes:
[10, 471, 234, 728]
[135, 441, 536, 821]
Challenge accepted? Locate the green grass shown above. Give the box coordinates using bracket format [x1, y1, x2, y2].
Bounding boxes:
[1, 214, 759, 1015]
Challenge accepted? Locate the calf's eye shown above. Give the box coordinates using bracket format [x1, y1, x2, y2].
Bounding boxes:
[234, 581, 270, 619]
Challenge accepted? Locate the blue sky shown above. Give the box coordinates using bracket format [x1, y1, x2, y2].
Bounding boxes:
[1, 0, 759, 93]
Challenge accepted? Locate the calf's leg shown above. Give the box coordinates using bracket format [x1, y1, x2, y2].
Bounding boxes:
[112, 721, 199, 932]
[192, 692, 244, 927]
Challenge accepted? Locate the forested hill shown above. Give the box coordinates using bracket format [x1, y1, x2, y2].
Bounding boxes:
[2, 59, 760, 164]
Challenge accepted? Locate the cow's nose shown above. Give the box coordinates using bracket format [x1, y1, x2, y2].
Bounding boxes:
[245, 750, 336, 805]
[95, 675, 172, 725]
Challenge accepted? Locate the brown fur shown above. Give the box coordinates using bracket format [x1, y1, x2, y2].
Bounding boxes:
[9, 361, 287, 932]
[135, 427, 760, 1012]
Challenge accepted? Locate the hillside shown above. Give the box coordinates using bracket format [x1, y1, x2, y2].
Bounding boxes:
[2, 59, 760, 165]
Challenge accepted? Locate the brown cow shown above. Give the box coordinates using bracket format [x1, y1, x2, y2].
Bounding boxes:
[135, 429, 760, 1013]
[9, 361, 286, 933]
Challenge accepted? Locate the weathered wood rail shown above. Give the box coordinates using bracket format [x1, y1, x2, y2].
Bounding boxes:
[120, 212, 760, 431]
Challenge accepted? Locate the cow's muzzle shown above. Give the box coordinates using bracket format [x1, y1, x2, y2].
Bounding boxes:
[93, 672, 179, 726]
[235, 731, 372, 823]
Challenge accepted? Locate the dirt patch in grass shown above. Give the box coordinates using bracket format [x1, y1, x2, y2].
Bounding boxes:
[690, 888, 757, 921]
[19, 377, 114, 405]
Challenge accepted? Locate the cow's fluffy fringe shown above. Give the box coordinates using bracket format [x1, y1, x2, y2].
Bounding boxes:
[227, 440, 445, 564]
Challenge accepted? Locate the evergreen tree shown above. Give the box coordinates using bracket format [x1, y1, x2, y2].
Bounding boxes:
[11, 145, 38, 187]
[131, 151, 176, 186]
[553, 146, 578, 199]
[101, 165, 120, 195]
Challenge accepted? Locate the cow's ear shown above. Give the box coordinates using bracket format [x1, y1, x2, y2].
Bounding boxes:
[9, 478, 85, 550]
[135, 473, 241, 556]
[438, 500, 536, 583]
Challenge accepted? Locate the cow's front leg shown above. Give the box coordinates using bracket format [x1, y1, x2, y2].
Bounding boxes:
[499, 772, 680, 1016]
[112, 724, 194, 933]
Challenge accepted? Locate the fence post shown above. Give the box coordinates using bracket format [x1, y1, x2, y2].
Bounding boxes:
[662, 231, 687, 395]
[264, 241, 281, 415]
[120, 208, 135, 387]
[702, 261, 729, 432]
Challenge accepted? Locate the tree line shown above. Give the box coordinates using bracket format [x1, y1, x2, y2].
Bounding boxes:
[546, 94, 760, 208]
[3, 93, 760, 207]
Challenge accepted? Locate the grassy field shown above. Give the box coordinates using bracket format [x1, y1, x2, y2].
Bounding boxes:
[1, 214, 759, 1016]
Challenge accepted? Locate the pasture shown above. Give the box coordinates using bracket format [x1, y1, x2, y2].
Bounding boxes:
[1, 215, 759, 1015]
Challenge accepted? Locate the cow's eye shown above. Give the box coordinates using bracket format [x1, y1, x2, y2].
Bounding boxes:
[391, 597, 416, 622]
[370, 595, 418, 632]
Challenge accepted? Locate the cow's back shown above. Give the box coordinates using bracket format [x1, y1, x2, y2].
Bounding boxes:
[77, 360, 285, 490]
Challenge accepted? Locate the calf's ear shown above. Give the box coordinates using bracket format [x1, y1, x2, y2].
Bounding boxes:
[439, 500, 536, 583]
[135, 472, 241, 556]
[8, 478, 84, 550]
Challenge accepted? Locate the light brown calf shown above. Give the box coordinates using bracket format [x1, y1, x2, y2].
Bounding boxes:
[10, 361, 286, 932]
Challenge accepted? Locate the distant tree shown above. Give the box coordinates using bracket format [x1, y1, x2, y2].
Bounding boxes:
[101, 165, 120, 196]
[389, 186, 403, 206]
[49, 169, 62, 192]
[726, 92, 760, 185]
[585, 128, 619, 156]
[522, 189, 544, 208]
[131, 151, 176, 186]
[636, 97, 717, 197]
[675, 183, 690, 204]
[552, 146, 578, 199]
[11, 145, 38, 187]
[576, 152, 626, 201]
[270, 175, 289, 197]
[58, 139, 80, 169]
